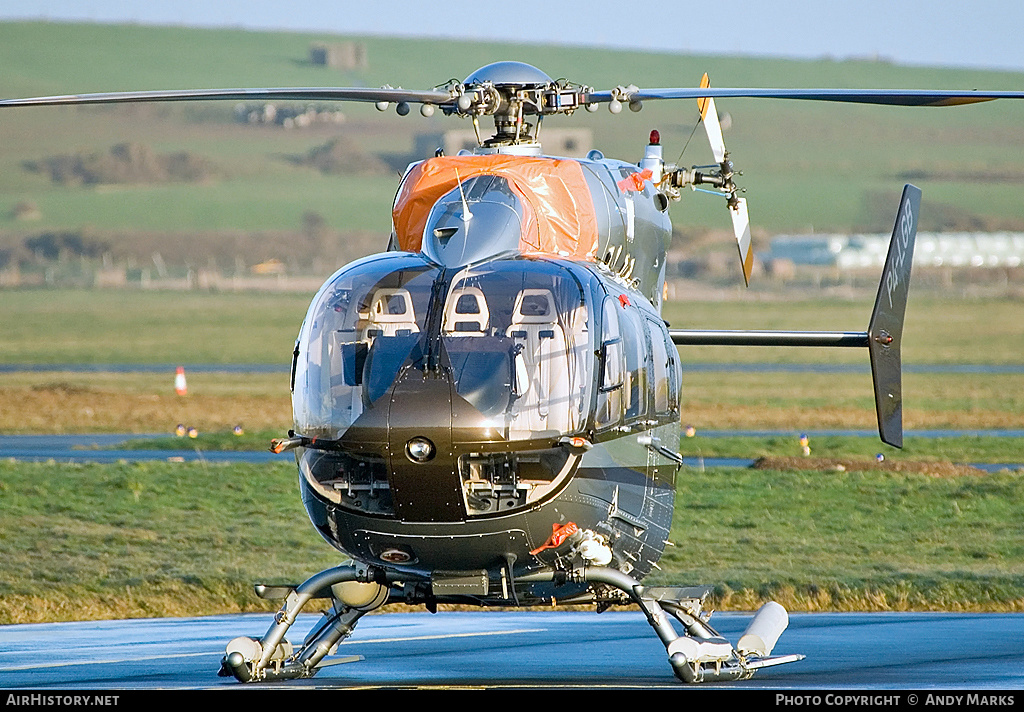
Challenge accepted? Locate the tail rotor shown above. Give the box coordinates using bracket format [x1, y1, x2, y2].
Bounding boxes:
[660, 73, 753, 284]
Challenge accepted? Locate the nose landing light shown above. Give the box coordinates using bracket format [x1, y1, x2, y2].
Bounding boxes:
[405, 437, 436, 463]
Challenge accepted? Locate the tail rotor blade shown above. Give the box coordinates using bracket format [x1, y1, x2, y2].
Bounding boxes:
[699, 73, 727, 163]
[701, 74, 750, 285]
[731, 197, 753, 287]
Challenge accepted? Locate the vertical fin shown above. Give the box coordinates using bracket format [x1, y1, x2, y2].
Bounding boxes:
[867, 184, 921, 448]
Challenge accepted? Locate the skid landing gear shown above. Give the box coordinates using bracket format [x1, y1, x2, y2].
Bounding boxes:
[218, 563, 384, 683]
[219, 562, 802, 684]
[521, 566, 804, 683]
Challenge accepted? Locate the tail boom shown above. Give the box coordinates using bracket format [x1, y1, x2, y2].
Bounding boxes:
[670, 185, 921, 448]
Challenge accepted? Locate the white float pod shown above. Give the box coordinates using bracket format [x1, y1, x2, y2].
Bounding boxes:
[667, 636, 734, 663]
[738, 601, 789, 657]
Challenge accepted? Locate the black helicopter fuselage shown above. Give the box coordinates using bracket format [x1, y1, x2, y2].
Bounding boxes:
[288, 149, 684, 604]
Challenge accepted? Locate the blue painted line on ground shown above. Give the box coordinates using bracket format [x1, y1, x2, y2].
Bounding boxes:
[0, 363, 289, 373]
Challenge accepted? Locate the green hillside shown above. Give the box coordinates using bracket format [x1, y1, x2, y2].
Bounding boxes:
[0, 21, 1022, 252]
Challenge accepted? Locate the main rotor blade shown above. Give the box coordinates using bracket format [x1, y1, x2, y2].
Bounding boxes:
[586, 87, 1024, 106]
[0, 86, 453, 109]
[6, 85, 1022, 112]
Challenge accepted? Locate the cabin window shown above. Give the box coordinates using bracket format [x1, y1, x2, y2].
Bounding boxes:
[646, 316, 672, 414]
[596, 297, 623, 429]
[618, 303, 647, 421]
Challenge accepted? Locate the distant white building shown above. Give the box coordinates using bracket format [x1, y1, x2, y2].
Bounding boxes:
[766, 233, 1024, 269]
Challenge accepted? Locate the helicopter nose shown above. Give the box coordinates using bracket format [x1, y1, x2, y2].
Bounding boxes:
[385, 368, 464, 522]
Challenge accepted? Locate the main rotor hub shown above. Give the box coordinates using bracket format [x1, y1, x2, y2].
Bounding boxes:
[453, 62, 590, 147]
[463, 61, 553, 88]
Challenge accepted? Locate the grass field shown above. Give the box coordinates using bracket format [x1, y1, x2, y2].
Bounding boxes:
[1, 459, 1022, 624]
[2, 290, 1022, 365]
[0, 288, 1021, 621]
[0, 290, 310, 364]
[677, 434, 1024, 464]
[651, 465, 1024, 612]
[0, 20, 1022, 245]
[0, 290, 1019, 622]
[4, 368, 1020, 436]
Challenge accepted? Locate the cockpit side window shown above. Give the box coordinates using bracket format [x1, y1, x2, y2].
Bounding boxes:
[505, 288, 570, 438]
[596, 297, 623, 429]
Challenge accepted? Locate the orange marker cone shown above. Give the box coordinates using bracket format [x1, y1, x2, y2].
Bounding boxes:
[175, 366, 188, 396]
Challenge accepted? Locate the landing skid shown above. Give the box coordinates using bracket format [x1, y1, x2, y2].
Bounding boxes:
[521, 568, 805, 683]
[218, 563, 803, 684]
[218, 563, 380, 682]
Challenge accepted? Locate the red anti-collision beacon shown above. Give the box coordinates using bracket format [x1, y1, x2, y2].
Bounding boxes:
[640, 129, 664, 183]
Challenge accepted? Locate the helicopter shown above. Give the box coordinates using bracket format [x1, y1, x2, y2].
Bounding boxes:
[3, 60, 1023, 685]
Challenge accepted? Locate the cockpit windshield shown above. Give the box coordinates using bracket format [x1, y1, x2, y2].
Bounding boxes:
[292, 253, 597, 442]
[442, 259, 593, 440]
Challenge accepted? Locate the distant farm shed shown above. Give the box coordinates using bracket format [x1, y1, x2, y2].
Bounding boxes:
[310, 42, 368, 70]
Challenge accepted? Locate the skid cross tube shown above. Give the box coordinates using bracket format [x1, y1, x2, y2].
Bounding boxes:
[519, 566, 680, 647]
